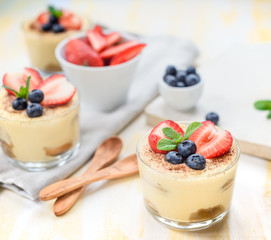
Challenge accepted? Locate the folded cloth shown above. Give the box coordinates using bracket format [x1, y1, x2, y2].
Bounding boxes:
[0, 35, 198, 200]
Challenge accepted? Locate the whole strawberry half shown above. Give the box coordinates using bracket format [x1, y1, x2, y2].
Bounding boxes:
[65, 39, 104, 66]
[148, 120, 185, 154]
[3, 68, 42, 95]
[189, 121, 233, 158]
[38, 74, 76, 106]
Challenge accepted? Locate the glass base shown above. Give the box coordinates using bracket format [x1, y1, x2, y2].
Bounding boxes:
[6, 143, 80, 172]
[145, 202, 228, 231]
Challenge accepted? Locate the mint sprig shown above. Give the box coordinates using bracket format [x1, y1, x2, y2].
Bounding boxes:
[2, 76, 31, 100]
[48, 6, 63, 18]
[254, 100, 271, 119]
[157, 122, 202, 151]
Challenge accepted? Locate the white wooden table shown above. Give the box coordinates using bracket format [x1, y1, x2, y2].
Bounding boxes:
[0, 0, 271, 239]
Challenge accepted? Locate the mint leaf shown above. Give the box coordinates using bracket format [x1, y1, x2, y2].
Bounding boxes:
[162, 127, 178, 140]
[25, 76, 30, 99]
[48, 6, 62, 18]
[175, 132, 182, 142]
[157, 139, 178, 151]
[267, 111, 271, 119]
[184, 122, 202, 140]
[254, 100, 271, 110]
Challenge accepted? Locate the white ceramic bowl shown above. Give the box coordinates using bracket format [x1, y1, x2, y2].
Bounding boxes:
[55, 33, 141, 112]
[159, 77, 203, 111]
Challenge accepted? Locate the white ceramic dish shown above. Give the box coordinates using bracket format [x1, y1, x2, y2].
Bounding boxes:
[159, 77, 203, 111]
[55, 32, 142, 112]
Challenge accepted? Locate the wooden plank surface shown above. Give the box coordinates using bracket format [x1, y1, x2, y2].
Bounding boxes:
[145, 44, 271, 160]
[0, 0, 271, 239]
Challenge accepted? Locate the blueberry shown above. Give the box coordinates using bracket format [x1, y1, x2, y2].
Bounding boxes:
[185, 74, 200, 86]
[12, 98, 27, 110]
[165, 65, 177, 76]
[206, 112, 219, 125]
[164, 75, 177, 87]
[41, 23, 52, 32]
[186, 66, 196, 74]
[28, 89, 44, 103]
[52, 24, 65, 33]
[49, 15, 58, 24]
[178, 140, 197, 158]
[165, 151, 183, 164]
[26, 103, 43, 118]
[186, 154, 206, 170]
[176, 70, 186, 82]
[176, 81, 185, 87]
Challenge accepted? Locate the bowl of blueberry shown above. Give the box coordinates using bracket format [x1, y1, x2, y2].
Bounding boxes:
[159, 65, 203, 111]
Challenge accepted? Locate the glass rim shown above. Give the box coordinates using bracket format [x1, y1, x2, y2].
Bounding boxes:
[0, 90, 80, 123]
[136, 121, 241, 179]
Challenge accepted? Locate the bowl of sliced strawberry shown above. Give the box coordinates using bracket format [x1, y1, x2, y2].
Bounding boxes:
[55, 25, 146, 112]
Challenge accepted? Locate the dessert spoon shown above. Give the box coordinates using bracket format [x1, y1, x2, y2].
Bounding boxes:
[53, 136, 123, 216]
[40, 154, 138, 201]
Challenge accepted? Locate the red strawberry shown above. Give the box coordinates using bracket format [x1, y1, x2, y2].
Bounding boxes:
[87, 30, 107, 52]
[59, 11, 82, 30]
[38, 74, 76, 106]
[148, 120, 185, 154]
[110, 43, 146, 65]
[37, 12, 49, 25]
[3, 68, 42, 95]
[100, 40, 138, 59]
[93, 25, 103, 35]
[105, 32, 122, 47]
[65, 39, 104, 66]
[189, 121, 233, 158]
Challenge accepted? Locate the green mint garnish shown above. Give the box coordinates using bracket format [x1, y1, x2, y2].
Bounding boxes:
[2, 76, 31, 100]
[157, 121, 202, 151]
[48, 6, 62, 18]
[254, 100, 271, 119]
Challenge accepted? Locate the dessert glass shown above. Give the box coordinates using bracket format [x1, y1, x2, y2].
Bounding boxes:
[0, 92, 80, 171]
[136, 122, 240, 231]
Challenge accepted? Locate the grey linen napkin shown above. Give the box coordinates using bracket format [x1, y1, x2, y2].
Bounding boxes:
[0, 35, 198, 200]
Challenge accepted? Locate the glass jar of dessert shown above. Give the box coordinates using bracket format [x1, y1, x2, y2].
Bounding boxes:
[0, 68, 80, 171]
[136, 120, 240, 231]
[22, 6, 88, 72]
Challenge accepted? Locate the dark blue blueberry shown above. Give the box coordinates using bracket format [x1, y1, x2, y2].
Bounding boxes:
[26, 103, 43, 118]
[164, 75, 177, 87]
[165, 151, 183, 164]
[49, 15, 58, 24]
[206, 112, 219, 125]
[176, 70, 186, 82]
[178, 140, 197, 158]
[52, 24, 65, 33]
[176, 81, 185, 87]
[186, 154, 206, 170]
[165, 65, 177, 76]
[41, 23, 52, 32]
[12, 98, 27, 110]
[28, 89, 44, 103]
[186, 66, 196, 74]
[185, 74, 200, 86]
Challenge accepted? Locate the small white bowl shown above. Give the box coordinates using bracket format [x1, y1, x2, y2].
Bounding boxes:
[159, 77, 203, 111]
[55, 33, 141, 112]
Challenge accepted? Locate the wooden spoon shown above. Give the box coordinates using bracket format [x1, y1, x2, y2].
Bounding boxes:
[40, 154, 138, 201]
[53, 136, 123, 216]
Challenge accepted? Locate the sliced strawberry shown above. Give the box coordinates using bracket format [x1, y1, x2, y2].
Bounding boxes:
[100, 40, 138, 59]
[105, 32, 122, 47]
[93, 25, 103, 35]
[148, 120, 185, 154]
[38, 74, 76, 106]
[3, 68, 42, 95]
[87, 30, 107, 52]
[37, 12, 49, 25]
[110, 43, 146, 66]
[22, 68, 43, 90]
[59, 12, 82, 30]
[189, 121, 233, 158]
[65, 39, 104, 67]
